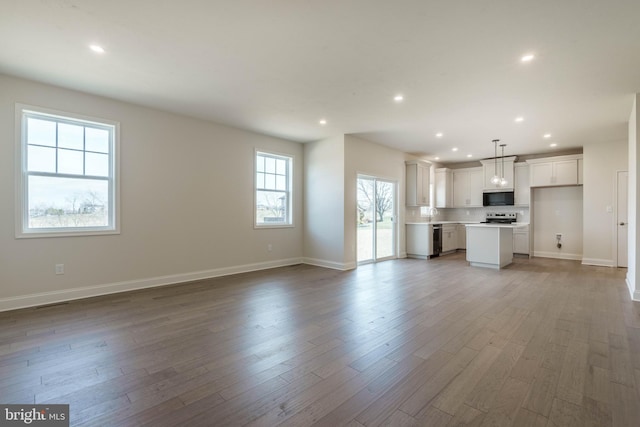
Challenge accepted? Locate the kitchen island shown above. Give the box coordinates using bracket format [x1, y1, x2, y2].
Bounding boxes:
[465, 224, 514, 269]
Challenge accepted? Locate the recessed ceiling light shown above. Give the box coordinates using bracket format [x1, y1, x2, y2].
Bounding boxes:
[394, 94, 404, 102]
[515, 116, 524, 123]
[319, 119, 327, 125]
[543, 133, 552, 138]
[435, 132, 443, 138]
[434, 157, 440, 160]
[89, 44, 105, 54]
[550, 143, 558, 147]
[521, 53, 535, 62]
[466, 154, 473, 158]
[452, 147, 458, 152]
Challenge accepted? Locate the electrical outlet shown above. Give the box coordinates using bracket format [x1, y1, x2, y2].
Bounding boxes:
[267, 244, 272, 252]
[55, 264, 64, 275]
[555, 233, 562, 240]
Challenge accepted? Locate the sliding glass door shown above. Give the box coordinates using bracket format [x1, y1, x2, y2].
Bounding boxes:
[357, 176, 396, 264]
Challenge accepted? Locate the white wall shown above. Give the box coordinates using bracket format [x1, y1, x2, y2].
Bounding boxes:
[532, 186, 583, 260]
[582, 140, 628, 266]
[629, 95, 639, 300]
[344, 135, 410, 264]
[0, 74, 304, 311]
[303, 136, 346, 269]
[303, 134, 414, 268]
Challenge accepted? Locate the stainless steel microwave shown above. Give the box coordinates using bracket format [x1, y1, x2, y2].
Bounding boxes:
[483, 191, 514, 206]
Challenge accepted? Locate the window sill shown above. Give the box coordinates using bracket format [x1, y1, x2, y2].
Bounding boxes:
[16, 229, 120, 239]
[254, 224, 294, 230]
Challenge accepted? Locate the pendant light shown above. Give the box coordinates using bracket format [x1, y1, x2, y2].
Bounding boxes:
[499, 144, 508, 187]
[490, 139, 501, 185]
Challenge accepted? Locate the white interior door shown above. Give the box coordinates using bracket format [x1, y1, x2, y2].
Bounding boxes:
[617, 171, 628, 268]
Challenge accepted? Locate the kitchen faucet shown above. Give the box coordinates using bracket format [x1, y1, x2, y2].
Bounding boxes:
[427, 207, 438, 221]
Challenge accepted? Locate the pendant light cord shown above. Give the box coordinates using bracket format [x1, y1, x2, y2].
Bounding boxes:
[500, 144, 507, 185]
[493, 139, 498, 176]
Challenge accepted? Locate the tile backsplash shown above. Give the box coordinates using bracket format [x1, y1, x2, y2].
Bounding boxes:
[406, 206, 530, 223]
[444, 207, 530, 222]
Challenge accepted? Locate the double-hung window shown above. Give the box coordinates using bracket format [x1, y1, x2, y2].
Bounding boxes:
[16, 105, 119, 237]
[255, 151, 292, 227]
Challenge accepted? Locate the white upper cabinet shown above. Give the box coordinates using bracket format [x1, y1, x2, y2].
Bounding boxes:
[468, 168, 484, 206]
[406, 160, 431, 206]
[514, 163, 530, 206]
[526, 154, 582, 187]
[529, 162, 553, 187]
[453, 167, 483, 207]
[554, 160, 578, 185]
[480, 156, 516, 191]
[434, 168, 453, 208]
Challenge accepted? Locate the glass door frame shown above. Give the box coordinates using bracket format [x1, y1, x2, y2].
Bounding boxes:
[356, 175, 397, 265]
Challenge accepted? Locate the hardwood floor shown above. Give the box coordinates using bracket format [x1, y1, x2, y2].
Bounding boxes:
[1, 254, 639, 426]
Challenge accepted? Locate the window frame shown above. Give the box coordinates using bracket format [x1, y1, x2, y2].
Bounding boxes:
[254, 149, 294, 229]
[15, 104, 120, 238]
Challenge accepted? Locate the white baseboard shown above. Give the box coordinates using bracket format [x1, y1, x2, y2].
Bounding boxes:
[533, 251, 582, 261]
[0, 257, 304, 313]
[302, 257, 356, 271]
[626, 276, 640, 301]
[581, 258, 615, 267]
[399, 252, 407, 259]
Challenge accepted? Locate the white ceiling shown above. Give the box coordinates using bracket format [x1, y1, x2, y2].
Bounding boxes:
[1, 0, 639, 162]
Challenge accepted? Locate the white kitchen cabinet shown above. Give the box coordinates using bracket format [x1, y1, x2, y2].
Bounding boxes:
[406, 161, 431, 206]
[442, 224, 457, 253]
[453, 172, 466, 207]
[514, 163, 530, 206]
[406, 224, 433, 259]
[527, 155, 582, 187]
[529, 162, 552, 187]
[480, 156, 516, 191]
[434, 168, 453, 208]
[453, 167, 483, 207]
[469, 169, 484, 206]
[466, 225, 513, 269]
[457, 224, 467, 249]
[513, 226, 530, 255]
[554, 160, 578, 185]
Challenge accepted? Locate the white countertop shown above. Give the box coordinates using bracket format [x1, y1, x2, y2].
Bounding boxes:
[405, 221, 482, 225]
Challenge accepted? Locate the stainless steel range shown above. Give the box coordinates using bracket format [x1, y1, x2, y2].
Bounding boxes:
[482, 212, 517, 224]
